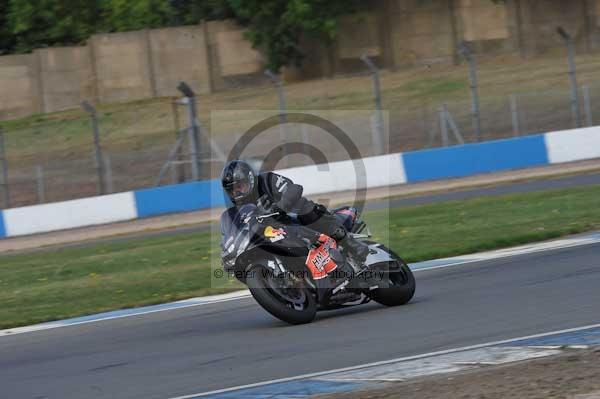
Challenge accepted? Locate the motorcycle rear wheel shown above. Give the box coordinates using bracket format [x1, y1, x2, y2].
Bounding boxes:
[247, 265, 317, 325]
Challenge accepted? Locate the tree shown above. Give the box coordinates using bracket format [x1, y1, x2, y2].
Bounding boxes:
[2, 0, 363, 70]
[101, 0, 174, 32]
[208, 0, 363, 71]
[8, 0, 100, 52]
[171, 0, 233, 24]
[0, 0, 15, 53]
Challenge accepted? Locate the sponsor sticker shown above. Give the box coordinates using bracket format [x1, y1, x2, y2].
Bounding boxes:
[264, 226, 286, 242]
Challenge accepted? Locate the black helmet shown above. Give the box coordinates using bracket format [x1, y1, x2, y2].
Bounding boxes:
[221, 160, 257, 205]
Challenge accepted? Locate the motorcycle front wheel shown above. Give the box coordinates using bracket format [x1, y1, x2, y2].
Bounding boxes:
[247, 264, 317, 325]
[367, 253, 416, 307]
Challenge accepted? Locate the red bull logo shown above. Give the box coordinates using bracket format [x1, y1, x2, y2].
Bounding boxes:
[264, 226, 286, 242]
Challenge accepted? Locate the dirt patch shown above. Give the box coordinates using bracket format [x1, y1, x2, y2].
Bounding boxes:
[318, 347, 600, 399]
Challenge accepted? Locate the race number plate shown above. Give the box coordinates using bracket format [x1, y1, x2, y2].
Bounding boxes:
[305, 235, 338, 280]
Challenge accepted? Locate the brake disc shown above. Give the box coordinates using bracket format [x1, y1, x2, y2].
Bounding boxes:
[266, 275, 306, 305]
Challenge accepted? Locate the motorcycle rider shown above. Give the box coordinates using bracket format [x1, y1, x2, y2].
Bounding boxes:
[220, 160, 369, 265]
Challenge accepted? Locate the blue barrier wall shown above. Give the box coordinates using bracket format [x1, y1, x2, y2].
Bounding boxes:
[402, 135, 549, 183]
[134, 179, 226, 218]
[6, 129, 600, 238]
[0, 211, 5, 238]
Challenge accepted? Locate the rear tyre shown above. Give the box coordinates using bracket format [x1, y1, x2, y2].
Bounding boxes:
[247, 265, 317, 325]
[368, 254, 416, 307]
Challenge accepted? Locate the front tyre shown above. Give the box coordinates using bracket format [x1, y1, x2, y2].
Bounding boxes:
[247, 265, 317, 325]
[368, 258, 416, 307]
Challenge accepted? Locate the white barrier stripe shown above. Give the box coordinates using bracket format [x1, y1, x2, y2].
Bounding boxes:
[545, 127, 600, 164]
[2, 128, 600, 238]
[4, 191, 137, 237]
[275, 153, 406, 196]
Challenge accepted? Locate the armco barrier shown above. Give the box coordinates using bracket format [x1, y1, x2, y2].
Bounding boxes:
[2, 192, 137, 237]
[403, 134, 548, 183]
[276, 154, 406, 196]
[0, 211, 5, 238]
[1, 127, 599, 238]
[134, 179, 226, 218]
[545, 127, 600, 164]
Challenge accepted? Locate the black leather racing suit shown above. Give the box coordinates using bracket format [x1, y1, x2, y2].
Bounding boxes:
[252, 172, 368, 260]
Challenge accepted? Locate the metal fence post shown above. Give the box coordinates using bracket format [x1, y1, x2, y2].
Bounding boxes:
[458, 42, 482, 141]
[171, 98, 185, 183]
[360, 54, 386, 155]
[510, 94, 521, 136]
[424, 108, 436, 148]
[104, 154, 114, 194]
[439, 106, 449, 147]
[444, 106, 465, 145]
[170, 163, 178, 185]
[370, 114, 384, 156]
[557, 27, 582, 128]
[0, 128, 10, 208]
[583, 85, 593, 127]
[177, 82, 201, 181]
[81, 101, 107, 195]
[265, 69, 289, 163]
[36, 165, 45, 204]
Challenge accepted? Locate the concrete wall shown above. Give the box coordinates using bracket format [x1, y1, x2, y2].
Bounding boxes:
[205, 20, 265, 91]
[0, 26, 216, 118]
[384, 0, 524, 67]
[149, 26, 211, 96]
[458, 0, 509, 42]
[337, 12, 381, 59]
[2, 0, 600, 119]
[90, 31, 155, 103]
[36, 47, 94, 113]
[388, 0, 458, 66]
[517, 0, 592, 55]
[0, 54, 41, 119]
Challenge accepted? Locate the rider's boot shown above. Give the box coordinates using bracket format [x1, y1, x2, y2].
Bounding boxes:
[332, 227, 369, 269]
[301, 204, 369, 270]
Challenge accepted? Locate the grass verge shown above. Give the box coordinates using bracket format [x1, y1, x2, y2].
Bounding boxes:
[1, 184, 600, 329]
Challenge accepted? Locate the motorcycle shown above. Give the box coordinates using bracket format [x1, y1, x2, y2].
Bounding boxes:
[220, 203, 415, 324]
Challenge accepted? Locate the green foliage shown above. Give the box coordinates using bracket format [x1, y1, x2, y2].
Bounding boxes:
[7, 0, 100, 52]
[225, 0, 363, 71]
[0, 0, 14, 53]
[1, 0, 362, 70]
[101, 0, 175, 32]
[174, 0, 234, 24]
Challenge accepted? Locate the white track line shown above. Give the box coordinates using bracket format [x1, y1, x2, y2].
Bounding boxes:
[2, 232, 600, 337]
[409, 232, 600, 272]
[167, 322, 600, 399]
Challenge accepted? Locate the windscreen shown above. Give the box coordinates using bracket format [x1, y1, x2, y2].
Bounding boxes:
[220, 204, 259, 261]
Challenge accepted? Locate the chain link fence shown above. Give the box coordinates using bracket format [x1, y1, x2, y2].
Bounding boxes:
[2, 43, 600, 209]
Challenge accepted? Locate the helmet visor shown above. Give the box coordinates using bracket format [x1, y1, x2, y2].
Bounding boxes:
[225, 178, 254, 201]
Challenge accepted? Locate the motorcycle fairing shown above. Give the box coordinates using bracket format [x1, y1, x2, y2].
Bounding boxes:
[305, 234, 338, 280]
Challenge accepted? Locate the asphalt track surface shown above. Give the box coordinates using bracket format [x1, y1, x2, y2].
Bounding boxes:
[15, 171, 600, 255]
[1, 242, 599, 399]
